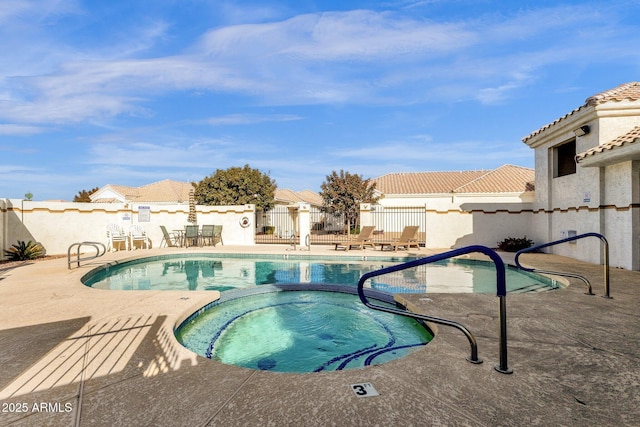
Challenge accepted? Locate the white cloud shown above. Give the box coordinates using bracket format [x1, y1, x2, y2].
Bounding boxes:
[0, 4, 636, 126]
[0, 0, 81, 25]
[206, 114, 302, 126]
[0, 124, 47, 135]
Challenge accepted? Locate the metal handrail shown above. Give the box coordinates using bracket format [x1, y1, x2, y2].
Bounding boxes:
[300, 234, 311, 251]
[68, 241, 106, 269]
[357, 245, 512, 374]
[514, 232, 610, 298]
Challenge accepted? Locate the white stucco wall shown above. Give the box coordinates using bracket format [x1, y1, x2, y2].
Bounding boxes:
[524, 97, 640, 270]
[1, 200, 256, 258]
[374, 192, 535, 249]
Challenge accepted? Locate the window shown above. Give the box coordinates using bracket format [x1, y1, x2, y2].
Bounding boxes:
[553, 139, 576, 177]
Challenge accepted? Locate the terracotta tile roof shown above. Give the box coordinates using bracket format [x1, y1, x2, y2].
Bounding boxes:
[93, 180, 194, 203]
[275, 189, 323, 206]
[297, 189, 324, 206]
[523, 82, 640, 143]
[584, 82, 640, 105]
[576, 126, 640, 162]
[137, 179, 194, 203]
[454, 165, 535, 193]
[374, 170, 487, 194]
[374, 164, 534, 195]
[275, 188, 301, 203]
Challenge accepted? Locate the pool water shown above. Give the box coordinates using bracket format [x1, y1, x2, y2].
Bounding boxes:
[83, 254, 559, 293]
[175, 289, 433, 372]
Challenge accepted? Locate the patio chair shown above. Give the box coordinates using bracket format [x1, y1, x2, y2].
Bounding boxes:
[332, 226, 376, 250]
[200, 225, 215, 246]
[106, 223, 128, 251]
[184, 225, 200, 248]
[213, 225, 223, 246]
[160, 226, 180, 248]
[128, 224, 150, 249]
[378, 226, 421, 252]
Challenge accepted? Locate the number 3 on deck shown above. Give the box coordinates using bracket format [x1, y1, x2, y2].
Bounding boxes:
[350, 383, 379, 397]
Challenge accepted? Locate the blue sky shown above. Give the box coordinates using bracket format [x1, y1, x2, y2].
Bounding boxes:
[1, 0, 639, 200]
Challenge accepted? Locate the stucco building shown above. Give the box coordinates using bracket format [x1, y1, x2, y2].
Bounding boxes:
[368, 165, 535, 249]
[523, 81, 640, 270]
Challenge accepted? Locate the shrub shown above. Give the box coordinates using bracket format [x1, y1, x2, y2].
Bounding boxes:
[497, 236, 534, 252]
[3, 240, 46, 261]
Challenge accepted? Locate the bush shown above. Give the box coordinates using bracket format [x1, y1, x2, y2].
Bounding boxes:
[3, 240, 46, 261]
[497, 236, 534, 252]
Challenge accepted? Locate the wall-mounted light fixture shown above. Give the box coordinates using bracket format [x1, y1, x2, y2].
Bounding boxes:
[573, 125, 590, 137]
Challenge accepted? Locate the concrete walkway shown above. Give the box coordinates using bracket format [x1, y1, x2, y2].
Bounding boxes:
[0, 245, 638, 426]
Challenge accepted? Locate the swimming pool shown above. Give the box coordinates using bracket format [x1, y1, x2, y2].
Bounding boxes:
[175, 286, 433, 373]
[82, 253, 560, 293]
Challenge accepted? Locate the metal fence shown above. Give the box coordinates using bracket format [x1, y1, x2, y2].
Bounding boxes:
[255, 204, 426, 246]
[368, 205, 426, 246]
[255, 206, 346, 245]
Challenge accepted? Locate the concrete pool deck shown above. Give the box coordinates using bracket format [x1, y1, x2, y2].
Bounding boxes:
[0, 245, 638, 426]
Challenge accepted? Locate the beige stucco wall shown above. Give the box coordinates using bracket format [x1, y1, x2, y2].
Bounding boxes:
[525, 99, 640, 270]
[378, 192, 534, 209]
[1, 200, 256, 258]
[374, 192, 534, 249]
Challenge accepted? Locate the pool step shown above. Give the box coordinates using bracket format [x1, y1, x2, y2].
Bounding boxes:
[510, 283, 552, 293]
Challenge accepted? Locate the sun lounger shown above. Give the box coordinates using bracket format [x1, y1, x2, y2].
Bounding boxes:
[379, 226, 420, 251]
[332, 226, 376, 250]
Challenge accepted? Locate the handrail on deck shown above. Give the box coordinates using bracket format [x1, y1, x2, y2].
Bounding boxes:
[514, 232, 611, 298]
[67, 241, 106, 269]
[357, 245, 512, 374]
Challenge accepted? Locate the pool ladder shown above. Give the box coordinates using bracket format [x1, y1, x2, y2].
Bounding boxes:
[67, 241, 106, 269]
[357, 245, 512, 374]
[514, 232, 611, 298]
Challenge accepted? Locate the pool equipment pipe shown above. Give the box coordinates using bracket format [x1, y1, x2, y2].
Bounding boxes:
[514, 232, 610, 298]
[357, 245, 512, 374]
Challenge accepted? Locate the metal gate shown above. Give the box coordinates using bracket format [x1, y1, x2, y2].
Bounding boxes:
[255, 204, 425, 246]
[309, 208, 345, 245]
[255, 205, 346, 245]
[255, 206, 297, 244]
[368, 205, 426, 246]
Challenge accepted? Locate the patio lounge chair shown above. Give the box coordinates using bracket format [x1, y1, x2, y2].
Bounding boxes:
[213, 225, 223, 246]
[332, 226, 376, 250]
[378, 226, 421, 252]
[200, 225, 215, 246]
[128, 224, 150, 249]
[160, 226, 180, 247]
[106, 223, 128, 251]
[184, 225, 200, 248]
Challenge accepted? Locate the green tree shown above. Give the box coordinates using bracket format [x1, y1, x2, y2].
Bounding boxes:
[194, 165, 276, 211]
[320, 170, 380, 234]
[73, 187, 99, 202]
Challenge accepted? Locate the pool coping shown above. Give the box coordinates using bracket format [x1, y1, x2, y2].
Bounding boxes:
[80, 251, 565, 291]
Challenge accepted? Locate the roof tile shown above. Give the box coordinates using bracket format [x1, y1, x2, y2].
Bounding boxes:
[93, 180, 194, 203]
[275, 189, 323, 206]
[374, 164, 534, 195]
[523, 82, 640, 143]
[576, 126, 640, 162]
